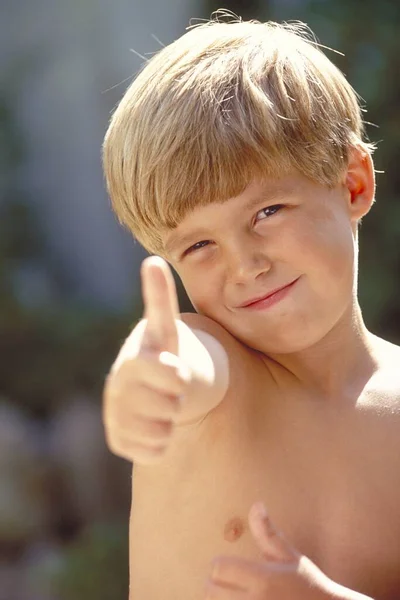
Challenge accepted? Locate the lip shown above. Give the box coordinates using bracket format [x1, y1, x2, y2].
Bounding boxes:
[237, 278, 300, 309]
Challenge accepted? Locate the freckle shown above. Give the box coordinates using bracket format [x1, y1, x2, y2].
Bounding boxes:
[224, 517, 246, 542]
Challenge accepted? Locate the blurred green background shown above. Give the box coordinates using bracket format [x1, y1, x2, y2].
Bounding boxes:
[1, 1, 399, 599]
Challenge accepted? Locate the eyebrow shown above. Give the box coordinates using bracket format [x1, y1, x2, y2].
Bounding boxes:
[164, 188, 287, 255]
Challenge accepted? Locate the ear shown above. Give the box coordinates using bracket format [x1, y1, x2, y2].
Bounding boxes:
[343, 145, 376, 222]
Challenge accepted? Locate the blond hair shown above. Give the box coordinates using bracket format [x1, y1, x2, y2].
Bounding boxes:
[102, 16, 375, 255]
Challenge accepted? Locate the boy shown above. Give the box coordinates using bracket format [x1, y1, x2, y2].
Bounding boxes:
[102, 16, 400, 600]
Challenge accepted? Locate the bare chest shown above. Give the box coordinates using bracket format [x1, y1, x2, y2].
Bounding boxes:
[130, 400, 400, 600]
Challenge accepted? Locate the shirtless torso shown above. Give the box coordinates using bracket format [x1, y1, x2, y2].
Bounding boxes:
[129, 333, 400, 600]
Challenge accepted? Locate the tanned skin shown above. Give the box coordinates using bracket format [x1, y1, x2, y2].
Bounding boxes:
[103, 147, 400, 600]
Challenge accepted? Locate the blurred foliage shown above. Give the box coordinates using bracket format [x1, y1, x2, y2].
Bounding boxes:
[0, 301, 135, 417]
[0, 94, 136, 417]
[51, 522, 128, 600]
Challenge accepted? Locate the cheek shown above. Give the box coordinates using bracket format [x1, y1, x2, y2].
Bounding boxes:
[180, 272, 220, 314]
[287, 214, 355, 286]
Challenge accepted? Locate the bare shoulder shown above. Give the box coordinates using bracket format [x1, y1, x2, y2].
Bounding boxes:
[180, 312, 273, 415]
[180, 312, 267, 373]
[363, 334, 400, 416]
[180, 312, 249, 350]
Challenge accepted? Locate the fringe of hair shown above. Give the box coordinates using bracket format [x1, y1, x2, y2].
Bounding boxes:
[103, 18, 376, 255]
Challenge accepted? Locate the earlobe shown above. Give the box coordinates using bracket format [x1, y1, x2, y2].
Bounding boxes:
[345, 146, 375, 221]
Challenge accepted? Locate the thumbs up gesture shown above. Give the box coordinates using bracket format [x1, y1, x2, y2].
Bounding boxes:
[103, 256, 192, 465]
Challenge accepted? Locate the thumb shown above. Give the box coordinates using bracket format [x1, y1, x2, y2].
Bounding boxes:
[141, 256, 180, 354]
[248, 502, 299, 564]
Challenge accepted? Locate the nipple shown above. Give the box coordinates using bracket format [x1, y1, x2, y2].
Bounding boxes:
[223, 517, 246, 542]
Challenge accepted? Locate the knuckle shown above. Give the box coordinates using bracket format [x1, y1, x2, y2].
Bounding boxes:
[162, 363, 189, 393]
[136, 384, 181, 417]
[133, 416, 174, 442]
[143, 360, 188, 396]
[166, 393, 182, 414]
[108, 379, 181, 422]
[105, 386, 136, 422]
[106, 434, 128, 458]
[131, 442, 168, 464]
[104, 370, 137, 403]
[168, 375, 187, 396]
[107, 431, 167, 463]
[104, 354, 185, 423]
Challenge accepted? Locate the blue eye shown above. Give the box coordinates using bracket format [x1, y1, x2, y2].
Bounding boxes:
[256, 204, 284, 221]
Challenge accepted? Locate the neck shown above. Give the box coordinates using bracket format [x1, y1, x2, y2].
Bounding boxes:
[266, 300, 380, 402]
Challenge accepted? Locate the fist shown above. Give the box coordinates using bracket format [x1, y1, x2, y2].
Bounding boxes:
[103, 256, 191, 464]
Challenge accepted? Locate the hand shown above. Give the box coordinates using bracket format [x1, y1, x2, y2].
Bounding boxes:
[205, 502, 366, 599]
[103, 256, 191, 464]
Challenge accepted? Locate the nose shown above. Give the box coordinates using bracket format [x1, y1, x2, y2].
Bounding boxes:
[225, 239, 272, 285]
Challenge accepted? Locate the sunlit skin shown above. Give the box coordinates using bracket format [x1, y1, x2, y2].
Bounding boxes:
[158, 148, 394, 599]
[165, 147, 378, 401]
[107, 146, 400, 600]
[204, 501, 349, 600]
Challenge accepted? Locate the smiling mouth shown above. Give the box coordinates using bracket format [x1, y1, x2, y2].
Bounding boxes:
[237, 279, 297, 308]
[236, 277, 300, 310]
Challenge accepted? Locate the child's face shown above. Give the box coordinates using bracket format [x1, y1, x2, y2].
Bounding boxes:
[165, 173, 358, 354]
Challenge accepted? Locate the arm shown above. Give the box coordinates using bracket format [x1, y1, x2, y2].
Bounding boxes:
[103, 257, 234, 464]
